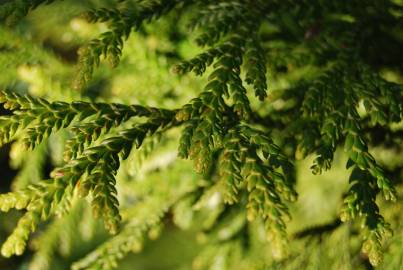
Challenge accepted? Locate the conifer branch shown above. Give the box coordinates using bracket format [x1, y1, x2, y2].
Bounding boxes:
[75, 0, 194, 89]
[0, 0, 57, 25]
[0, 178, 66, 257]
[340, 168, 393, 266]
[0, 0, 402, 268]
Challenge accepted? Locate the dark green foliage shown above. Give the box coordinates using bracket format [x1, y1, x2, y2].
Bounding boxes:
[0, 0, 56, 25]
[0, 0, 402, 269]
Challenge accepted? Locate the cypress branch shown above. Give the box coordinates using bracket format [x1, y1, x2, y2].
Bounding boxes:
[0, 0, 402, 268]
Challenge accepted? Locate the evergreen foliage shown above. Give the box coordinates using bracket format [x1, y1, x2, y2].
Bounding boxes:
[0, 0, 402, 269]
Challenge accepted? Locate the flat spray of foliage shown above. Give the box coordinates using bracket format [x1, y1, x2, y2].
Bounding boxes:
[0, 0, 402, 269]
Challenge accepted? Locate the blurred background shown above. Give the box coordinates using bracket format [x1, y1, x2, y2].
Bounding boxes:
[0, 1, 402, 269]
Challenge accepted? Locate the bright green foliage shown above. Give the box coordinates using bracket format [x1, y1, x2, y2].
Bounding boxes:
[0, 90, 176, 241]
[0, 178, 66, 257]
[71, 198, 168, 270]
[74, 0, 192, 90]
[0, 0, 402, 269]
